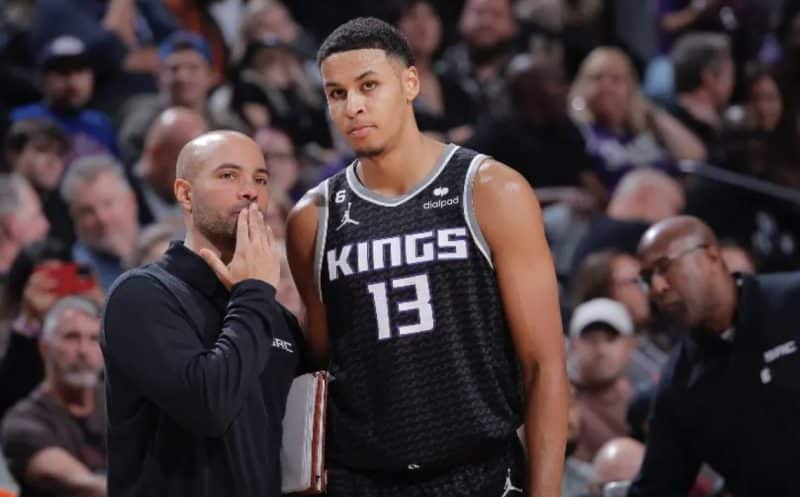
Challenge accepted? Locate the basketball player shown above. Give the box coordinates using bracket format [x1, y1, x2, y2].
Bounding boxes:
[286, 17, 567, 497]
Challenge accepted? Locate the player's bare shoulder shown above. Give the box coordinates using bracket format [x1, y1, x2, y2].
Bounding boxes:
[472, 158, 538, 213]
[288, 185, 326, 235]
[290, 185, 327, 221]
[286, 183, 329, 266]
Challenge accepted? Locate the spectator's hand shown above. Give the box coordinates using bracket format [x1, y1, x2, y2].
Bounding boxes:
[123, 47, 160, 74]
[199, 203, 280, 290]
[21, 264, 60, 324]
[102, 0, 137, 47]
[629, 92, 655, 130]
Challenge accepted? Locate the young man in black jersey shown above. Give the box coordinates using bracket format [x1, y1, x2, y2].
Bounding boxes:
[287, 17, 567, 497]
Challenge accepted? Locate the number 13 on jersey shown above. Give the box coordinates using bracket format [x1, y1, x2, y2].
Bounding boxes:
[367, 274, 434, 340]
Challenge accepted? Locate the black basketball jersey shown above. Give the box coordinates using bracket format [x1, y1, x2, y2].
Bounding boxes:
[314, 144, 523, 473]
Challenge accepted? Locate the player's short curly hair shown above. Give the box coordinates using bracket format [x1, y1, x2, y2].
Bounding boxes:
[317, 17, 414, 67]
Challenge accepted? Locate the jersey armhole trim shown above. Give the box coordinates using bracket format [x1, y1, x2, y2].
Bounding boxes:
[312, 179, 330, 303]
[464, 154, 494, 269]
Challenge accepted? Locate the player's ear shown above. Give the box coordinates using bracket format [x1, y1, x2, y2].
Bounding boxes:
[174, 178, 193, 213]
[403, 65, 420, 102]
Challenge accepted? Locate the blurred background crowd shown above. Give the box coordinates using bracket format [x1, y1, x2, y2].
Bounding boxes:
[0, 0, 799, 496]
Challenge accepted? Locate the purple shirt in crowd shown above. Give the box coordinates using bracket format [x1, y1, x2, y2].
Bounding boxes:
[580, 122, 676, 190]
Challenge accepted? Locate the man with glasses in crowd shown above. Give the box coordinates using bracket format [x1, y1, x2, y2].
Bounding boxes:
[629, 215, 800, 497]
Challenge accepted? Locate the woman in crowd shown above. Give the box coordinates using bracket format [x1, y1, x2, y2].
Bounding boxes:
[739, 66, 800, 188]
[569, 47, 705, 191]
[393, 0, 477, 143]
[230, 36, 331, 149]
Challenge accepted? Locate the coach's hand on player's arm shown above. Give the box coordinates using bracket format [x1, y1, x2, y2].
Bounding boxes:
[473, 159, 569, 497]
[200, 202, 281, 290]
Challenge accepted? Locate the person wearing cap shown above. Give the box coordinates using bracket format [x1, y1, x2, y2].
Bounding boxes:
[30, 0, 177, 108]
[10, 36, 120, 164]
[118, 31, 220, 165]
[568, 298, 636, 463]
[629, 215, 800, 497]
[571, 250, 673, 395]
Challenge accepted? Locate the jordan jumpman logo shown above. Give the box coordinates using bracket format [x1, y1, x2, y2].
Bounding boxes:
[336, 202, 360, 231]
[500, 468, 523, 497]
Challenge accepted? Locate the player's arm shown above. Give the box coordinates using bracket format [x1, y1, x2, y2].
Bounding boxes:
[26, 447, 107, 497]
[473, 159, 569, 497]
[286, 189, 331, 368]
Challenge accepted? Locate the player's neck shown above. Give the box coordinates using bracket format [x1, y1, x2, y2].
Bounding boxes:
[357, 133, 446, 197]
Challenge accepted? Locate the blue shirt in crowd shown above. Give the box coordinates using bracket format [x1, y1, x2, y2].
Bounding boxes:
[11, 103, 121, 162]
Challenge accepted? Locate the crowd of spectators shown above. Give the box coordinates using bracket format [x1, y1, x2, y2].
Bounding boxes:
[2, 0, 800, 496]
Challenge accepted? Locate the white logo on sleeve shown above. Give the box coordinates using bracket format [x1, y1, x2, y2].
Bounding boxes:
[501, 468, 523, 497]
[763, 340, 797, 363]
[433, 186, 449, 197]
[760, 339, 797, 384]
[336, 202, 360, 231]
[761, 367, 772, 384]
[272, 338, 294, 353]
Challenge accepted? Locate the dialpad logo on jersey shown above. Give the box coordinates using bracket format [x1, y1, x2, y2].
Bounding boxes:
[425, 187, 459, 210]
[326, 227, 469, 281]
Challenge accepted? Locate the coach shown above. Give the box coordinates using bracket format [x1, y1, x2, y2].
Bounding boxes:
[101, 131, 304, 497]
[629, 215, 800, 497]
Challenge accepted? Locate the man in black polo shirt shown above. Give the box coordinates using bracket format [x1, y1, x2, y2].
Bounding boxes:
[629, 215, 800, 497]
[101, 131, 304, 497]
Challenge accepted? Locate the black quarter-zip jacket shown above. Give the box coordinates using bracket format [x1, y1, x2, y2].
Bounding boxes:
[101, 241, 305, 497]
[629, 272, 800, 497]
